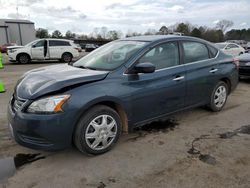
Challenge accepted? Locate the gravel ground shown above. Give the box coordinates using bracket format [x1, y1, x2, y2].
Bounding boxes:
[0, 54, 250, 188]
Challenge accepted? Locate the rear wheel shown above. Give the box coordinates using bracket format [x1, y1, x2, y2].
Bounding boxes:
[61, 53, 72, 63]
[74, 105, 122, 155]
[17, 54, 30, 64]
[208, 81, 228, 112]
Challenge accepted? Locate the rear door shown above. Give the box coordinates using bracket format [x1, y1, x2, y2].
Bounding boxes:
[127, 41, 186, 123]
[49, 40, 71, 59]
[182, 41, 219, 107]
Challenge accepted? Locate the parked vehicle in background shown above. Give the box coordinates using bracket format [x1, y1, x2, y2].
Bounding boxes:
[215, 42, 245, 56]
[8, 39, 79, 64]
[238, 53, 250, 78]
[79, 43, 86, 49]
[226, 40, 248, 49]
[0, 43, 18, 53]
[85, 43, 98, 52]
[8, 35, 238, 155]
[246, 42, 250, 53]
[75, 44, 82, 52]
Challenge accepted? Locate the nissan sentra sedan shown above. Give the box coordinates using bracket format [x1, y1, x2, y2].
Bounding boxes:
[8, 35, 238, 155]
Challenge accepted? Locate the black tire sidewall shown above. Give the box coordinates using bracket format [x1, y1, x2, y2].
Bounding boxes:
[74, 105, 122, 155]
[62, 53, 72, 63]
[18, 54, 29, 64]
[209, 81, 228, 112]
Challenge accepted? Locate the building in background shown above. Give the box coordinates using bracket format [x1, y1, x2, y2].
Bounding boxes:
[0, 19, 36, 45]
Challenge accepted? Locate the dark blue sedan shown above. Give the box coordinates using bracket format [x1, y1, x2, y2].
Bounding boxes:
[8, 35, 238, 155]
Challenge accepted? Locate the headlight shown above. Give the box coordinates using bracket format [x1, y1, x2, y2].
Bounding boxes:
[9, 49, 17, 53]
[27, 95, 70, 113]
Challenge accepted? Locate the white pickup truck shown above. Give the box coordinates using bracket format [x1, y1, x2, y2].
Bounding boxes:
[8, 39, 80, 64]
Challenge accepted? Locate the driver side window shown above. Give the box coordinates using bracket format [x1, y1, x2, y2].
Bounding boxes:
[33, 40, 45, 48]
[139, 42, 179, 70]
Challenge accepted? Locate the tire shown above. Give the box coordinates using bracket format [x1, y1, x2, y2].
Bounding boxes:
[17, 54, 30, 64]
[208, 81, 228, 112]
[74, 105, 122, 155]
[61, 53, 72, 63]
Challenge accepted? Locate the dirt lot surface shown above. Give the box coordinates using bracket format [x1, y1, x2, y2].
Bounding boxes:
[0, 54, 250, 188]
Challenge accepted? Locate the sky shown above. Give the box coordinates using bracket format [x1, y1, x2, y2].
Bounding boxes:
[0, 0, 249, 35]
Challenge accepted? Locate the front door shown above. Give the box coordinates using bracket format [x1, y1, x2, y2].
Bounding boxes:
[31, 40, 49, 59]
[126, 41, 186, 124]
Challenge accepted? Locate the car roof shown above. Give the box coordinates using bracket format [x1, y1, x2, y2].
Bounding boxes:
[45, 38, 73, 42]
[120, 35, 203, 42]
[216, 42, 238, 45]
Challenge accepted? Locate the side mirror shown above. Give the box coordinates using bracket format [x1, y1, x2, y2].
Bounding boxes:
[32, 44, 36, 48]
[133, 62, 155, 74]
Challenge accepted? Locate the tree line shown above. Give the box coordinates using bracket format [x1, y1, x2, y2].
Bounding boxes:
[36, 20, 250, 42]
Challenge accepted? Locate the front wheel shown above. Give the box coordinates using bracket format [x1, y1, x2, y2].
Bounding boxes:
[208, 81, 228, 112]
[17, 54, 30, 64]
[74, 105, 122, 155]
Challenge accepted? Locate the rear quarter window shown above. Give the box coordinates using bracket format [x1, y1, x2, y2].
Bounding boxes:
[207, 45, 218, 58]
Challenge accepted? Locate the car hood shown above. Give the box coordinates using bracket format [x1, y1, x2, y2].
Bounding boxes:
[15, 64, 109, 99]
[7, 46, 23, 50]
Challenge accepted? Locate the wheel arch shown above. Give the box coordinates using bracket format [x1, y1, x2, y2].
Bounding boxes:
[17, 52, 31, 61]
[74, 98, 130, 136]
[61, 52, 73, 58]
[220, 77, 231, 94]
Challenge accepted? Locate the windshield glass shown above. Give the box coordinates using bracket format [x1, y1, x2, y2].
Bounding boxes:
[215, 43, 227, 49]
[73, 41, 148, 71]
[25, 40, 41, 47]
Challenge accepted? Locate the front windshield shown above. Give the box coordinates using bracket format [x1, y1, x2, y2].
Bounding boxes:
[215, 43, 227, 49]
[73, 40, 148, 71]
[25, 40, 40, 47]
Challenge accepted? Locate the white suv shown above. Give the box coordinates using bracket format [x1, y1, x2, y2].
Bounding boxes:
[8, 39, 80, 64]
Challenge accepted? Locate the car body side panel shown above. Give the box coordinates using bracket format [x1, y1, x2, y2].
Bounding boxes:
[184, 59, 219, 106]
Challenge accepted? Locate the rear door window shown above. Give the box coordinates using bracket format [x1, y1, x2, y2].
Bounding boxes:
[49, 40, 70, 47]
[182, 41, 209, 64]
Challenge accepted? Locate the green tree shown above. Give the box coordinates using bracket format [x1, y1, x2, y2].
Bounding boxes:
[52, 30, 63, 38]
[36, 28, 49, 38]
[191, 28, 202, 38]
[65, 30, 76, 39]
[107, 30, 122, 40]
[175, 23, 190, 35]
[159, 26, 168, 35]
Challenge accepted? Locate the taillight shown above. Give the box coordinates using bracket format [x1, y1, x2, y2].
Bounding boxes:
[233, 58, 239, 69]
[74, 47, 80, 52]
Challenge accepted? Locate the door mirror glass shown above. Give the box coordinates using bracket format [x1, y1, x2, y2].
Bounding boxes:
[133, 62, 155, 74]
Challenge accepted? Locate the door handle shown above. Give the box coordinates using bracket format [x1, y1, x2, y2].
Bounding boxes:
[173, 76, 185, 81]
[209, 68, 218, 73]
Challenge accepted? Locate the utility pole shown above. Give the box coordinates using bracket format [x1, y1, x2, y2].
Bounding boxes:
[16, 0, 19, 19]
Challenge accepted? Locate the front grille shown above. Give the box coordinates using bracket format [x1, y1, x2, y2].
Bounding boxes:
[11, 96, 26, 113]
